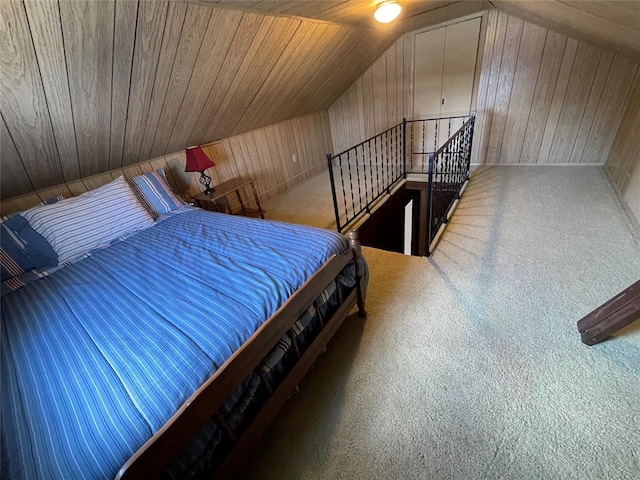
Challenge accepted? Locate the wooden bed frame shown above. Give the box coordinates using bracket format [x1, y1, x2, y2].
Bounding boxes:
[0, 163, 366, 479]
[115, 229, 367, 480]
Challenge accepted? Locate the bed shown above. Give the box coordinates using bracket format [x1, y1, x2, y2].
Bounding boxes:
[1, 175, 367, 479]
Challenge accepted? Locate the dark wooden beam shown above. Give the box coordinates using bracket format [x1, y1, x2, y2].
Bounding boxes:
[577, 280, 640, 345]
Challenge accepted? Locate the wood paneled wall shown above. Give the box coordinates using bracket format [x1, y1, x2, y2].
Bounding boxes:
[0, 0, 396, 200]
[328, 14, 486, 155]
[328, 35, 410, 154]
[0, 111, 332, 216]
[604, 70, 640, 225]
[328, 9, 639, 166]
[474, 10, 639, 165]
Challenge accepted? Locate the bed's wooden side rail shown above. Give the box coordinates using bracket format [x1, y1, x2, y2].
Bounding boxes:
[116, 229, 366, 480]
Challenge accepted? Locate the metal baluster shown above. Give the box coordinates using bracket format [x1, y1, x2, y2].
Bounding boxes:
[468, 114, 476, 180]
[394, 126, 398, 180]
[458, 126, 462, 189]
[355, 143, 363, 214]
[421, 120, 426, 172]
[383, 132, 388, 192]
[456, 132, 461, 193]
[409, 121, 414, 172]
[369, 137, 376, 198]
[398, 125, 402, 179]
[361, 143, 370, 211]
[346, 151, 356, 223]
[434, 119, 438, 155]
[381, 131, 386, 191]
[454, 130, 457, 191]
[372, 135, 377, 196]
[385, 130, 391, 192]
[391, 127, 395, 180]
[338, 154, 348, 231]
[374, 135, 381, 197]
[379, 134, 383, 192]
[449, 140, 452, 199]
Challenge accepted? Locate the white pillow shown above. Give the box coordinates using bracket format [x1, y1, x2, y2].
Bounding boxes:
[22, 176, 155, 264]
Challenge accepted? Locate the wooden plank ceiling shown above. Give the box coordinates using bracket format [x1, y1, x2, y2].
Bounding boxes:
[191, 0, 489, 33]
[3, 0, 640, 200]
[491, 1, 640, 60]
[0, 0, 397, 199]
[194, 1, 640, 58]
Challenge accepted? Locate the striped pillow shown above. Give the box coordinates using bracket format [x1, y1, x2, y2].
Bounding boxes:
[129, 169, 185, 217]
[0, 214, 58, 282]
[22, 176, 155, 264]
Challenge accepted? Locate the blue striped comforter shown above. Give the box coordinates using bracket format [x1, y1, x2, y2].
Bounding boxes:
[1, 210, 353, 479]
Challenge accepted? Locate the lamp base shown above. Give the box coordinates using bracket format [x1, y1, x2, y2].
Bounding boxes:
[199, 171, 214, 195]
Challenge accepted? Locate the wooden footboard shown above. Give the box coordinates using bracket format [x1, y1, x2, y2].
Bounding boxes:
[116, 229, 367, 480]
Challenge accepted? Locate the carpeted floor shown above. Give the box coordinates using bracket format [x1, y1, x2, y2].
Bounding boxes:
[250, 166, 640, 480]
[263, 170, 337, 229]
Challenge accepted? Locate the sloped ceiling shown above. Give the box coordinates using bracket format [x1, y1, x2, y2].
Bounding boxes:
[200, 0, 640, 58]
[3, 0, 640, 200]
[194, 0, 640, 59]
[491, 1, 640, 60]
[189, 0, 489, 33]
[0, 0, 397, 199]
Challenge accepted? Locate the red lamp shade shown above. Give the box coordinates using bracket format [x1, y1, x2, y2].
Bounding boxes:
[184, 146, 215, 172]
[185, 146, 216, 194]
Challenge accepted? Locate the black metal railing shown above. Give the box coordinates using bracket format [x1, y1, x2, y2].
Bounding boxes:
[406, 115, 472, 174]
[422, 114, 475, 255]
[327, 113, 475, 255]
[327, 123, 405, 233]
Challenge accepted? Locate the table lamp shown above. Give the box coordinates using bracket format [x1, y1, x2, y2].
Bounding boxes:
[185, 146, 215, 194]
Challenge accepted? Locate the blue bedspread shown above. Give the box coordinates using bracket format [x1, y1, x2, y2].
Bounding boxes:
[1, 210, 355, 479]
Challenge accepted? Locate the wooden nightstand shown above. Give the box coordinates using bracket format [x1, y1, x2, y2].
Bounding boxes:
[192, 177, 265, 219]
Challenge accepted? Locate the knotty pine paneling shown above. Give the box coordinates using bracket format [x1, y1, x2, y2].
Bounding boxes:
[475, 11, 639, 165]
[0, 111, 332, 217]
[0, 0, 396, 200]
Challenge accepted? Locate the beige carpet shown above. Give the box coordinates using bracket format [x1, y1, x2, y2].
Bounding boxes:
[263, 170, 337, 230]
[247, 166, 640, 480]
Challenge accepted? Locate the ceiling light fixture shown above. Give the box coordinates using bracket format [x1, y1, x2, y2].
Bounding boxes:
[374, 1, 402, 23]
